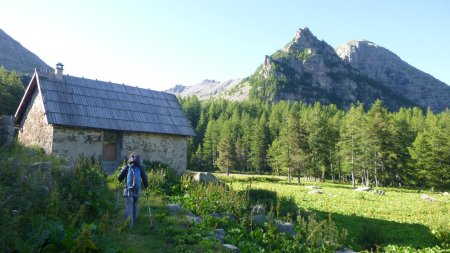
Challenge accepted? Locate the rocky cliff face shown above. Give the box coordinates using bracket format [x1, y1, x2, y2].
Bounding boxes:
[248, 28, 416, 110]
[0, 28, 52, 74]
[336, 40, 450, 112]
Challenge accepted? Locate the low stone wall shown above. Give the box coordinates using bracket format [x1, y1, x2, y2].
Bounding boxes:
[0, 115, 15, 148]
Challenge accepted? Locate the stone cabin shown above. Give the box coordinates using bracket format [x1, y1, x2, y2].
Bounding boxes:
[14, 64, 195, 174]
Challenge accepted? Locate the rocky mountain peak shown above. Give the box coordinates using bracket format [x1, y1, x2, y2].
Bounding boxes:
[284, 27, 319, 52]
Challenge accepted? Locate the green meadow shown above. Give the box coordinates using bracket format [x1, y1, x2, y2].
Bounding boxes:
[217, 173, 450, 251]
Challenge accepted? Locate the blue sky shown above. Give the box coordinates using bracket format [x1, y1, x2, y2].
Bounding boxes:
[1, 1, 450, 91]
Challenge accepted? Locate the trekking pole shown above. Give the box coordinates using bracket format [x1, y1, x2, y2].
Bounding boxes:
[146, 188, 154, 229]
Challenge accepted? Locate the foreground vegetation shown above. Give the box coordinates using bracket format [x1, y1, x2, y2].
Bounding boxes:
[2, 143, 449, 252]
[0, 143, 351, 252]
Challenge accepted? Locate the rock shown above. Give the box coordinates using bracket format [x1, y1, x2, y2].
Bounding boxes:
[193, 172, 218, 184]
[186, 213, 202, 224]
[251, 214, 269, 226]
[213, 228, 226, 243]
[372, 189, 385, 195]
[442, 192, 449, 196]
[209, 212, 236, 221]
[305, 185, 321, 189]
[222, 244, 240, 252]
[30, 161, 53, 170]
[421, 194, 437, 202]
[251, 204, 266, 215]
[167, 204, 191, 215]
[276, 220, 296, 236]
[355, 187, 372, 192]
[307, 189, 323, 194]
[336, 248, 357, 253]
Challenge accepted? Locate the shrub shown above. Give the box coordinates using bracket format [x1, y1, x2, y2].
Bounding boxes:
[358, 222, 386, 251]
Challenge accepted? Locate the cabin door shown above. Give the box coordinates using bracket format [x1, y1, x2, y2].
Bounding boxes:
[102, 131, 118, 161]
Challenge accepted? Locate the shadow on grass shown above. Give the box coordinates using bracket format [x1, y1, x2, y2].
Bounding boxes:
[243, 187, 438, 251]
[310, 209, 438, 251]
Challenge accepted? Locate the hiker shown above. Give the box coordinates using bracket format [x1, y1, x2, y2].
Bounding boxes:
[118, 153, 149, 227]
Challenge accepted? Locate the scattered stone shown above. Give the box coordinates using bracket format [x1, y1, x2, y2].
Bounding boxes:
[251, 204, 266, 215]
[276, 220, 296, 236]
[209, 212, 236, 221]
[442, 192, 449, 196]
[30, 161, 53, 170]
[213, 228, 226, 243]
[193, 172, 218, 184]
[307, 189, 323, 194]
[355, 187, 371, 192]
[222, 243, 240, 252]
[251, 214, 269, 225]
[336, 248, 357, 253]
[167, 204, 191, 215]
[372, 189, 385, 195]
[186, 213, 203, 224]
[421, 194, 437, 202]
[305, 185, 321, 189]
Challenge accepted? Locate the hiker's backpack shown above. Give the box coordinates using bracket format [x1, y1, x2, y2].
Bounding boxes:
[124, 166, 142, 197]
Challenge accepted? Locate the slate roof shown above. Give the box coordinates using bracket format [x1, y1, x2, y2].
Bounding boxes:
[15, 71, 195, 136]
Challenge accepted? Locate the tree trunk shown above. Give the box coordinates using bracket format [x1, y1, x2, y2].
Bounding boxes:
[297, 167, 301, 184]
[351, 170, 355, 188]
[226, 167, 229, 176]
[288, 167, 291, 184]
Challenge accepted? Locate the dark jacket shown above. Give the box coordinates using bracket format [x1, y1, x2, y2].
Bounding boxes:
[118, 165, 149, 189]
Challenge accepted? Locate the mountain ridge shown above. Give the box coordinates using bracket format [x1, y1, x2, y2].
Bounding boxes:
[0, 28, 52, 75]
[168, 28, 449, 112]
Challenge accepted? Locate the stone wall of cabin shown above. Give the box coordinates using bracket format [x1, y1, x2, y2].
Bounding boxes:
[122, 132, 188, 175]
[0, 115, 15, 148]
[17, 91, 53, 153]
[52, 126, 104, 166]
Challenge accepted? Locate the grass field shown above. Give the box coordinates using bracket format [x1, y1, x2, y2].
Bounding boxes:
[216, 173, 450, 251]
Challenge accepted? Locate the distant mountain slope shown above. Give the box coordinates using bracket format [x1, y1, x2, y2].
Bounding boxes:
[0, 28, 52, 74]
[166, 28, 449, 112]
[336, 40, 450, 112]
[165, 78, 248, 101]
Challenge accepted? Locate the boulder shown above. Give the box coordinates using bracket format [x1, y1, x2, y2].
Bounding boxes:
[193, 172, 218, 184]
[213, 228, 226, 243]
[209, 212, 236, 221]
[251, 214, 269, 225]
[251, 204, 266, 215]
[276, 220, 296, 236]
[223, 244, 240, 252]
[307, 189, 323, 194]
[442, 192, 449, 196]
[421, 194, 437, 202]
[305, 185, 321, 189]
[167, 204, 191, 215]
[336, 248, 357, 253]
[355, 187, 371, 192]
[372, 189, 385, 195]
[186, 213, 203, 224]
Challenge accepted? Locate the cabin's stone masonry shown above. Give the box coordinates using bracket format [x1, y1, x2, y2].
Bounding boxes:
[52, 127, 104, 163]
[30, 125, 188, 174]
[17, 91, 53, 153]
[122, 132, 188, 175]
[0, 115, 15, 148]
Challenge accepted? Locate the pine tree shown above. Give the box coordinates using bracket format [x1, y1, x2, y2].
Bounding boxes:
[216, 121, 236, 176]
